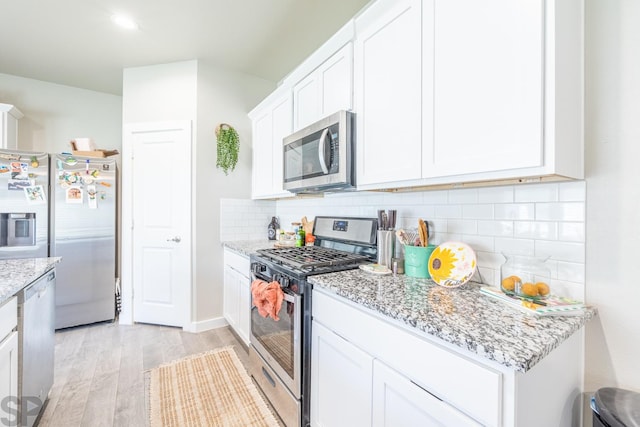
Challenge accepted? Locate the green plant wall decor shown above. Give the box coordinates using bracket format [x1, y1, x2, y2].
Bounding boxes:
[215, 123, 239, 175]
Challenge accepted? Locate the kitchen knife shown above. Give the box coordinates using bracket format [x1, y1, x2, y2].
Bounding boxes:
[388, 210, 397, 230]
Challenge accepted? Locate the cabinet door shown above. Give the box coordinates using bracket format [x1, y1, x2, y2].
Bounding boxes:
[237, 272, 251, 345]
[293, 73, 320, 131]
[251, 93, 293, 199]
[271, 93, 293, 196]
[294, 43, 353, 131]
[0, 331, 18, 424]
[311, 321, 373, 427]
[0, 108, 20, 151]
[355, 0, 423, 186]
[223, 266, 239, 329]
[427, 0, 544, 177]
[372, 360, 481, 427]
[319, 43, 353, 118]
[251, 109, 274, 198]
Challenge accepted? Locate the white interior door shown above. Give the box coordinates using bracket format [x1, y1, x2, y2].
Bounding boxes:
[128, 121, 191, 327]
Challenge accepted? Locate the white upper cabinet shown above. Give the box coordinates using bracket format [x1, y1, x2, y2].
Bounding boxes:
[354, 0, 423, 186]
[426, 0, 545, 177]
[250, 88, 294, 199]
[293, 42, 354, 131]
[0, 104, 24, 151]
[249, 0, 583, 194]
[355, 0, 583, 190]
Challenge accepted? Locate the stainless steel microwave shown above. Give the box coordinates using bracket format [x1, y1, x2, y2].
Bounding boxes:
[283, 110, 355, 193]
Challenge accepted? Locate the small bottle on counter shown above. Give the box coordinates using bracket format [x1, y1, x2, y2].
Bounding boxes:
[296, 224, 305, 247]
[268, 216, 279, 240]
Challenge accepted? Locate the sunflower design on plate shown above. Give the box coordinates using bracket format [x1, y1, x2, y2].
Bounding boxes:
[428, 241, 477, 288]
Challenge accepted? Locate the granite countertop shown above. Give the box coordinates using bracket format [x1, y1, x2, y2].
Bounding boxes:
[222, 240, 276, 257]
[0, 257, 62, 305]
[308, 269, 596, 373]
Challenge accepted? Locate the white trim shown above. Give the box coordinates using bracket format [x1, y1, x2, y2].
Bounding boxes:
[184, 316, 229, 333]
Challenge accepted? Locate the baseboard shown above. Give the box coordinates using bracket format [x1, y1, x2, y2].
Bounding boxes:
[184, 316, 228, 333]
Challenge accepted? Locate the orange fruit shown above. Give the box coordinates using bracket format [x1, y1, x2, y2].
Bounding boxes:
[521, 282, 539, 297]
[536, 282, 550, 296]
[501, 276, 516, 291]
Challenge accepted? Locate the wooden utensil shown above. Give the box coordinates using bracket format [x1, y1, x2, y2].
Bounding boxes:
[418, 219, 428, 247]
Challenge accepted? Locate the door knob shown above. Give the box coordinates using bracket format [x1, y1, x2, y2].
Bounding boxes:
[166, 236, 181, 243]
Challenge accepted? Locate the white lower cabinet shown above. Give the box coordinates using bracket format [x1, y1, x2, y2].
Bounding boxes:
[223, 249, 250, 345]
[311, 288, 584, 427]
[311, 321, 372, 427]
[0, 297, 18, 424]
[372, 359, 481, 427]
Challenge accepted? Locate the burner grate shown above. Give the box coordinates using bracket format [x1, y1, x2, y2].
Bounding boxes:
[256, 246, 369, 270]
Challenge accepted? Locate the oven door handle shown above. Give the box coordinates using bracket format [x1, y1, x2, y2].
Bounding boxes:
[282, 292, 295, 304]
[250, 273, 296, 304]
[318, 127, 330, 174]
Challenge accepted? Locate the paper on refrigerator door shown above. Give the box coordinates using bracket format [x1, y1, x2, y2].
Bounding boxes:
[87, 184, 97, 209]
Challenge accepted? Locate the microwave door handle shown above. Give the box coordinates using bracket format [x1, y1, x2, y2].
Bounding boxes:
[318, 127, 330, 174]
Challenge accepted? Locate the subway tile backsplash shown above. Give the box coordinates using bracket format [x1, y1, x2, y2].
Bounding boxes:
[219, 198, 276, 242]
[220, 181, 586, 300]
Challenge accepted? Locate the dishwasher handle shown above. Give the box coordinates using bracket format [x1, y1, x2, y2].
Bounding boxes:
[24, 269, 55, 300]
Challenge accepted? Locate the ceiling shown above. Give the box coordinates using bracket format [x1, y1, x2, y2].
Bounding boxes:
[0, 0, 370, 95]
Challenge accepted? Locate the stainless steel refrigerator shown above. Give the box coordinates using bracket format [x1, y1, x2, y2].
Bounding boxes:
[0, 149, 49, 260]
[51, 153, 117, 329]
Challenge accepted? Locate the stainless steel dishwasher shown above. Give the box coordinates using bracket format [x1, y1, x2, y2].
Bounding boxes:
[17, 268, 55, 427]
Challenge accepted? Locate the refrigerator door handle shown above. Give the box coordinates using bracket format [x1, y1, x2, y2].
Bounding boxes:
[166, 236, 181, 243]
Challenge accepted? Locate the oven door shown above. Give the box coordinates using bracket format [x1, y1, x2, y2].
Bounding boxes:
[250, 286, 302, 399]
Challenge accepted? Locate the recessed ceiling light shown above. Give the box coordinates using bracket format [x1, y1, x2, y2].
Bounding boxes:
[111, 14, 139, 30]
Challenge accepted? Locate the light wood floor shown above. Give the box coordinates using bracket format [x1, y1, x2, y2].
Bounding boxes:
[37, 321, 250, 427]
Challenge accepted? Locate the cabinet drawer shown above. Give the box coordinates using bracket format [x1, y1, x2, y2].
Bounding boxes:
[224, 249, 250, 277]
[0, 297, 17, 340]
[313, 290, 502, 426]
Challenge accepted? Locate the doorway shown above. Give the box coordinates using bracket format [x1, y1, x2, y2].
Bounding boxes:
[121, 121, 192, 328]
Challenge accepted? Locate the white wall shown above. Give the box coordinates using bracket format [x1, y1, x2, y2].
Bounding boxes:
[122, 61, 198, 124]
[0, 72, 122, 153]
[194, 61, 273, 322]
[584, 0, 640, 395]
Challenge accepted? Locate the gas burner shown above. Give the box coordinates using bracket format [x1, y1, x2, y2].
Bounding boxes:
[256, 246, 370, 271]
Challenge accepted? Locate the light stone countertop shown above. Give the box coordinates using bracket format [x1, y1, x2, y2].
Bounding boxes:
[222, 240, 276, 257]
[0, 257, 62, 305]
[308, 269, 596, 373]
[220, 241, 596, 372]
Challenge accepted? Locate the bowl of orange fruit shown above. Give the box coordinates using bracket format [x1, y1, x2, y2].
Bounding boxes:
[500, 254, 551, 300]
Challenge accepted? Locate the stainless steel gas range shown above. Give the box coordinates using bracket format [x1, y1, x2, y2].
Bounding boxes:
[249, 216, 378, 427]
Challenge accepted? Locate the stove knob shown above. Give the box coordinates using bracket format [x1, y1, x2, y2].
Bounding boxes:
[272, 273, 280, 284]
[281, 277, 290, 288]
[252, 264, 266, 275]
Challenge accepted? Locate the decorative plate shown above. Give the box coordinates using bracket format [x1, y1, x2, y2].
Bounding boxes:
[359, 264, 392, 276]
[428, 241, 477, 288]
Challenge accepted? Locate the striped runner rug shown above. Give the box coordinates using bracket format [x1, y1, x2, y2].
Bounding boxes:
[149, 347, 280, 427]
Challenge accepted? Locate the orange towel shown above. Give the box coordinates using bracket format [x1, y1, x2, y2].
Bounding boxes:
[251, 279, 285, 321]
